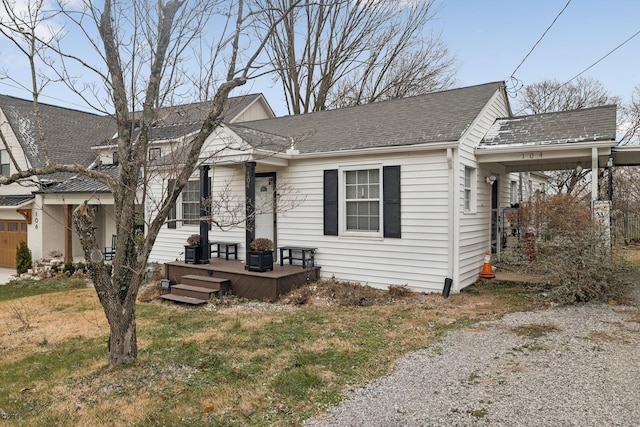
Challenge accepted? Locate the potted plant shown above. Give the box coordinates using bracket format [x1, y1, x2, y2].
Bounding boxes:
[247, 238, 274, 272]
[184, 234, 201, 264]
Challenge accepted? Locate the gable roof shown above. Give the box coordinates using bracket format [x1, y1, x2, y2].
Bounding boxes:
[103, 93, 267, 145]
[0, 95, 115, 169]
[479, 105, 617, 148]
[228, 82, 506, 154]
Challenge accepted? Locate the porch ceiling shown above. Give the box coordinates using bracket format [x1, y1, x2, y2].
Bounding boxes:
[611, 146, 640, 166]
[475, 142, 616, 173]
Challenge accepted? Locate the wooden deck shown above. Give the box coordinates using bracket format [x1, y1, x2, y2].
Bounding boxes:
[164, 259, 320, 302]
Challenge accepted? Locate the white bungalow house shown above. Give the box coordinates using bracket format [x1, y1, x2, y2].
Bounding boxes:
[146, 81, 621, 293]
[0, 82, 624, 292]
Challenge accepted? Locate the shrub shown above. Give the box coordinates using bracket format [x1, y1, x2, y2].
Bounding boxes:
[63, 262, 76, 276]
[186, 234, 200, 245]
[16, 241, 32, 275]
[249, 238, 274, 252]
[512, 194, 624, 304]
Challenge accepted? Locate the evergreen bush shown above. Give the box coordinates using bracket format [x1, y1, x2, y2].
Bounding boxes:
[15, 241, 32, 275]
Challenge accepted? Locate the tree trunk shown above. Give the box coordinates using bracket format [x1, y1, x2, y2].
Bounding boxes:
[105, 301, 137, 365]
[73, 201, 142, 367]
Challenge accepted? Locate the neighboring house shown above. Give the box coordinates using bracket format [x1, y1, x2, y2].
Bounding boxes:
[0, 95, 114, 267]
[0, 93, 271, 268]
[146, 81, 620, 293]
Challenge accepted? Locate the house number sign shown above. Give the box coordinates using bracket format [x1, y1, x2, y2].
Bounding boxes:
[522, 152, 543, 159]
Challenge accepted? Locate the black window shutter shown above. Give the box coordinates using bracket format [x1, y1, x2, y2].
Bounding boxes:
[167, 179, 177, 229]
[383, 165, 401, 238]
[323, 169, 338, 236]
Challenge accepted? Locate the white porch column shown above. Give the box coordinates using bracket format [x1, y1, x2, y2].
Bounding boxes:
[591, 147, 598, 201]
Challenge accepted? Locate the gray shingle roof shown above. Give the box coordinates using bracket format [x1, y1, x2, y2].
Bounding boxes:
[228, 82, 505, 154]
[0, 95, 115, 168]
[479, 105, 617, 147]
[106, 93, 265, 144]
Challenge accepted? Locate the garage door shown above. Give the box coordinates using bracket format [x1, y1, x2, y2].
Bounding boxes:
[0, 220, 28, 268]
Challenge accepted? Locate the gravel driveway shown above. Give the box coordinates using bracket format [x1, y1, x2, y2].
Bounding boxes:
[305, 297, 640, 426]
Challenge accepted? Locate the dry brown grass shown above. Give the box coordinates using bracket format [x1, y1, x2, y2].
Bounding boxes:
[0, 289, 108, 364]
[0, 279, 547, 426]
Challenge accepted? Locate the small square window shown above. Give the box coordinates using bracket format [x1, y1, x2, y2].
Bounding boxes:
[149, 147, 161, 161]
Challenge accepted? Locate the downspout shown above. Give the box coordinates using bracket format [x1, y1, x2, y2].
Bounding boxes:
[447, 148, 457, 292]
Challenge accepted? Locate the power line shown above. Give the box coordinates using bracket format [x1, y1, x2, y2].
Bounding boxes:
[0, 80, 100, 113]
[564, 28, 640, 85]
[510, 0, 572, 79]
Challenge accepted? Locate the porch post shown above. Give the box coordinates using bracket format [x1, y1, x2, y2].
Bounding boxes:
[199, 164, 210, 264]
[64, 204, 73, 264]
[591, 147, 598, 201]
[245, 161, 256, 266]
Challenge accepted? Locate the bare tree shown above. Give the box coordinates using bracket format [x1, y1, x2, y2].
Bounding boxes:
[619, 84, 640, 145]
[515, 77, 620, 195]
[258, 0, 456, 114]
[514, 77, 620, 116]
[0, 0, 301, 366]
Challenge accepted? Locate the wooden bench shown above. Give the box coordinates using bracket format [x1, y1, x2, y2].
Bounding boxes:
[279, 246, 317, 268]
[210, 241, 239, 260]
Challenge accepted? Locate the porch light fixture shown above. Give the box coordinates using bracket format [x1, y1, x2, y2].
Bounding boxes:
[485, 175, 497, 185]
[575, 163, 583, 174]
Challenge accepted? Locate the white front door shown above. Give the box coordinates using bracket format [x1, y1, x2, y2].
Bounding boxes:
[254, 175, 275, 243]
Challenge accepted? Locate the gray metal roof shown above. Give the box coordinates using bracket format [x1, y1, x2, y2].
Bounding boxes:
[0, 95, 115, 168]
[229, 82, 505, 154]
[479, 105, 617, 147]
[37, 163, 119, 194]
[0, 194, 34, 207]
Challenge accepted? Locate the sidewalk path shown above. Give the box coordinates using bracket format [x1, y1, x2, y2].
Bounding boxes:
[0, 268, 15, 285]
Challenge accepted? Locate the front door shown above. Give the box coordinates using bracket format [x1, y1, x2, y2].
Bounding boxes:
[0, 220, 28, 268]
[254, 174, 276, 245]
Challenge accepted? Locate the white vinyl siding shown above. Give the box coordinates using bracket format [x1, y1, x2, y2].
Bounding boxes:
[457, 87, 511, 290]
[278, 152, 450, 293]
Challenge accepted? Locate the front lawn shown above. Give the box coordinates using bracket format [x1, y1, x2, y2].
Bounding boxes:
[0, 278, 544, 426]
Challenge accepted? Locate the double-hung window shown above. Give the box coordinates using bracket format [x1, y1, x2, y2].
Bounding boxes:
[181, 180, 200, 225]
[324, 165, 400, 238]
[0, 149, 9, 176]
[464, 166, 475, 212]
[345, 168, 380, 232]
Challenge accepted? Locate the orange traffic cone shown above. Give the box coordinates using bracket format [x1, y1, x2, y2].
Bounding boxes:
[479, 250, 495, 279]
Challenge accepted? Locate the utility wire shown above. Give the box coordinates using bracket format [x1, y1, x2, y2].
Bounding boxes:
[510, 0, 572, 79]
[564, 28, 640, 84]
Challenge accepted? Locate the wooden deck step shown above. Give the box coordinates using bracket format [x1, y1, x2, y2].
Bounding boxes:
[181, 274, 230, 290]
[160, 293, 207, 305]
[171, 284, 218, 300]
